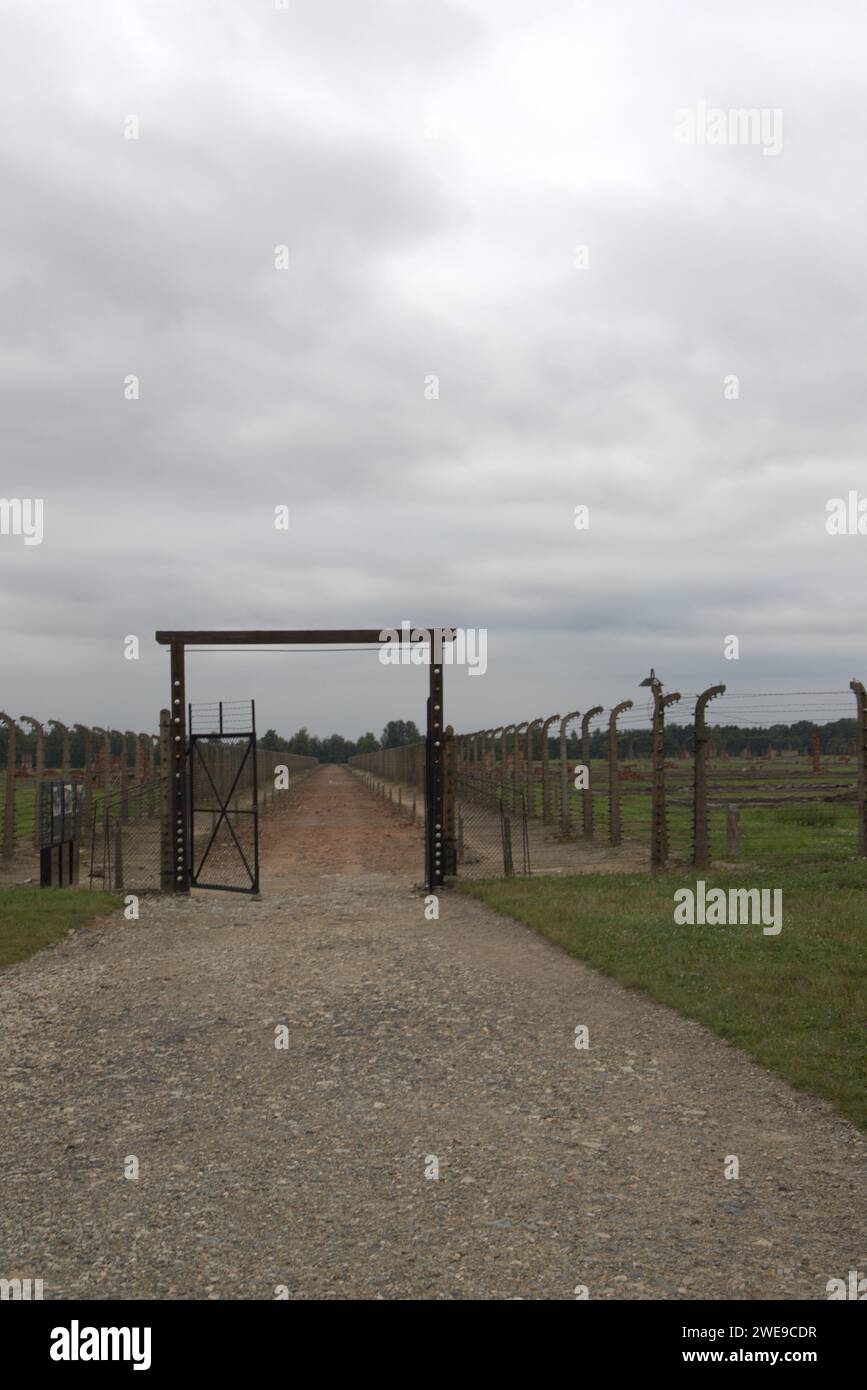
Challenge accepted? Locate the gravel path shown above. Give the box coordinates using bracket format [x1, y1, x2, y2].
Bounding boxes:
[0, 766, 862, 1300]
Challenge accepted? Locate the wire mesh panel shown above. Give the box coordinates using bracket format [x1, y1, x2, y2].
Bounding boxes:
[452, 773, 530, 879]
[88, 777, 167, 891]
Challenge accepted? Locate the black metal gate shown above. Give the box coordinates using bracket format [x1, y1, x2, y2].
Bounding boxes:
[188, 701, 259, 893]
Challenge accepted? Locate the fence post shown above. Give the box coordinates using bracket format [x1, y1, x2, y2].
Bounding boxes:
[75, 724, 95, 838]
[692, 684, 725, 868]
[650, 681, 681, 871]
[540, 712, 560, 824]
[526, 718, 543, 818]
[501, 724, 514, 807]
[850, 679, 867, 856]
[50, 719, 70, 784]
[513, 722, 528, 812]
[559, 710, 580, 836]
[19, 716, 45, 849]
[608, 699, 633, 845]
[0, 712, 18, 858]
[490, 727, 502, 801]
[726, 804, 741, 857]
[581, 706, 603, 839]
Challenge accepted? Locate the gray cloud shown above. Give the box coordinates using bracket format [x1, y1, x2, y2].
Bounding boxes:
[1, 0, 866, 737]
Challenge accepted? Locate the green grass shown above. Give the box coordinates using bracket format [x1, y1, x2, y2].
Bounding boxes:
[461, 863, 867, 1130]
[0, 888, 123, 971]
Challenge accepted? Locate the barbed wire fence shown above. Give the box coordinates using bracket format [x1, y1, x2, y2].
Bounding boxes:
[455, 680, 867, 873]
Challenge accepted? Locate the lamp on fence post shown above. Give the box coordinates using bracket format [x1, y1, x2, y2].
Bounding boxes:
[19, 715, 45, 849]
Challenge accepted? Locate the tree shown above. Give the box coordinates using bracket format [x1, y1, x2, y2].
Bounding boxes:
[355, 731, 380, 754]
[380, 719, 422, 750]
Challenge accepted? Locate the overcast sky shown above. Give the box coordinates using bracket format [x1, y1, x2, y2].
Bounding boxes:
[1, 0, 866, 739]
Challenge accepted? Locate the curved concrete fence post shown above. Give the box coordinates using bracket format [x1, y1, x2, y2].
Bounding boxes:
[490, 728, 502, 799]
[0, 712, 19, 858]
[19, 715, 45, 848]
[650, 684, 681, 870]
[541, 712, 560, 824]
[74, 724, 95, 838]
[501, 725, 514, 806]
[558, 711, 581, 835]
[124, 731, 139, 820]
[580, 706, 603, 839]
[692, 684, 725, 867]
[513, 722, 528, 813]
[607, 700, 633, 845]
[526, 718, 544, 818]
[851, 680, 867, 856]
[49, 719, 70, 783]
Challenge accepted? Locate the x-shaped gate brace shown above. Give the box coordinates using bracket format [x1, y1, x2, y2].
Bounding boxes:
[155, 629, 456, 894]
[189, 731, 258, 892]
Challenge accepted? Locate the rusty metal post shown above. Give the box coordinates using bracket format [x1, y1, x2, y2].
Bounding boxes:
[541, 712, 560, 824]
[0, 712, 18, 859]
[443, 723, 457, 876]
[169, 640, 189, 891]
[159, 709, 172, 887]
[850, 679, 867, 856]
[693, 684, 725, 868]
[559, 710, 580, 835]
[650, 682, 681, 871]
[581, 706, 603, 840]
[608, 700, 633, 845]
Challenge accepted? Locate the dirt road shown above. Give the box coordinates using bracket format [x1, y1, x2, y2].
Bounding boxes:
[0, 766, 862, 1299]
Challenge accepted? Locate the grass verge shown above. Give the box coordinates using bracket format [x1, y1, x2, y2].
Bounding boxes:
[460, 863, 866, 1130]
[0, 888, 122, 972]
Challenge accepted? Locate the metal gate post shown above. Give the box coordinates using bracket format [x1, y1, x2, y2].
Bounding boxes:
[443, 723, 457, 877]
[169, 639, 189, 891]
[426, 646, 445, 890]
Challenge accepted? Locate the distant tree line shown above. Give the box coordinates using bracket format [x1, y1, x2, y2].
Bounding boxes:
[258, 719, 422, 764]
[575, 717, 859, 760]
